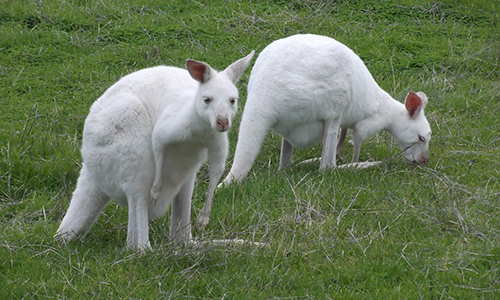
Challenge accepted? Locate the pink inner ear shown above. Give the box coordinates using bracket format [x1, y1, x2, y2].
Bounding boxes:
[186, 60, 207, 83]
[405, 92, 422, 118]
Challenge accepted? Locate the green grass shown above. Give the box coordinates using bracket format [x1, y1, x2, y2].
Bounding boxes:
[1, 0, 499, 298]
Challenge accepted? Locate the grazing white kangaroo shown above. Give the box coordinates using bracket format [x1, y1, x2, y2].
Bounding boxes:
[221, 34, 431, 186]
[55, 51, 254, 251]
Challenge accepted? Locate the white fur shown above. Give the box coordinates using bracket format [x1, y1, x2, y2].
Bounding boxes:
[222, 34, 431, 186]
[55, 51, 254, 251]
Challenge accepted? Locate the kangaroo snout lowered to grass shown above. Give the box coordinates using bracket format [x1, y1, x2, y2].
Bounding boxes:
[55, 51, 254, 251]
[222, 34, 431, 186]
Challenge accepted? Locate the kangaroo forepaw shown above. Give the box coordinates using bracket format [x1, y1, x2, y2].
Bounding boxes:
[196, 212, 210, 230]
[150, 186, 161, 205]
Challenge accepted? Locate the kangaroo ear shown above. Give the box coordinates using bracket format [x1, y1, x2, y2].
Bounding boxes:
[186, 60, 212, 83]
[405, 91, 426, 118]
[415, 91, 428, 107]
[222, 50, 255, 84]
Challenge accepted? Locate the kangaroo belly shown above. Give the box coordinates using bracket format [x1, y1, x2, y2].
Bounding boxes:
[148, 143, 207, 220]
[274, 121, 324, 148]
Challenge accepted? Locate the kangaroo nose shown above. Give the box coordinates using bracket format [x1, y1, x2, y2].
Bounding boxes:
[216, 118, 229, 132]
[419, 157, 429, 165]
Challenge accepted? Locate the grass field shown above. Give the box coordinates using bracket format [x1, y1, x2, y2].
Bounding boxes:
[1, 0, 499, 298]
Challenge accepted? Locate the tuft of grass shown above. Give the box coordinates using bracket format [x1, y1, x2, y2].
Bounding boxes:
[1, 0, 499, 299]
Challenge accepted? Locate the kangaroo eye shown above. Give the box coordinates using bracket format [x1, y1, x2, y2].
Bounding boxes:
[229, 98, 236, 105]
[203, 97, 212, 104]
[418, 135, 425, 142]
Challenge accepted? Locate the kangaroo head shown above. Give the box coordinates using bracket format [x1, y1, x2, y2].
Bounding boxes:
[395, 91, 431, 165]
[186, 51, 255, 132]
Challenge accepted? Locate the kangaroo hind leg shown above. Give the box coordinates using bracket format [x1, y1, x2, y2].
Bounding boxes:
[171, 175, 195, 245]
[279, 138, 294, 170]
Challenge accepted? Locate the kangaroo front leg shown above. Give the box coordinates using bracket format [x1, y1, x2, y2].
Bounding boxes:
[336, 128, 348, 158]
[351, 126, 372, 163]
[150, 147, 163, 205]
[151, 123, 174, 205]
[351, 132, 364, 163]
[279, 137, 294, 170]
[320, 118, 341, 170]
[197, 137, 227, 229]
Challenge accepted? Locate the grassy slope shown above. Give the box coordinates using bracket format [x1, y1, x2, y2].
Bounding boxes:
[1, 0, 499, 298]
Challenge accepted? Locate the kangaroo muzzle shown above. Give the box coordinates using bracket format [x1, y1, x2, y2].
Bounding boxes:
[216, 117, 230, 132]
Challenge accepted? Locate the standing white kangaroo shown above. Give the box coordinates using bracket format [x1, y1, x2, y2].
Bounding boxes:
[221, 34, 431, 186]
[55, 51, 254, 251]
